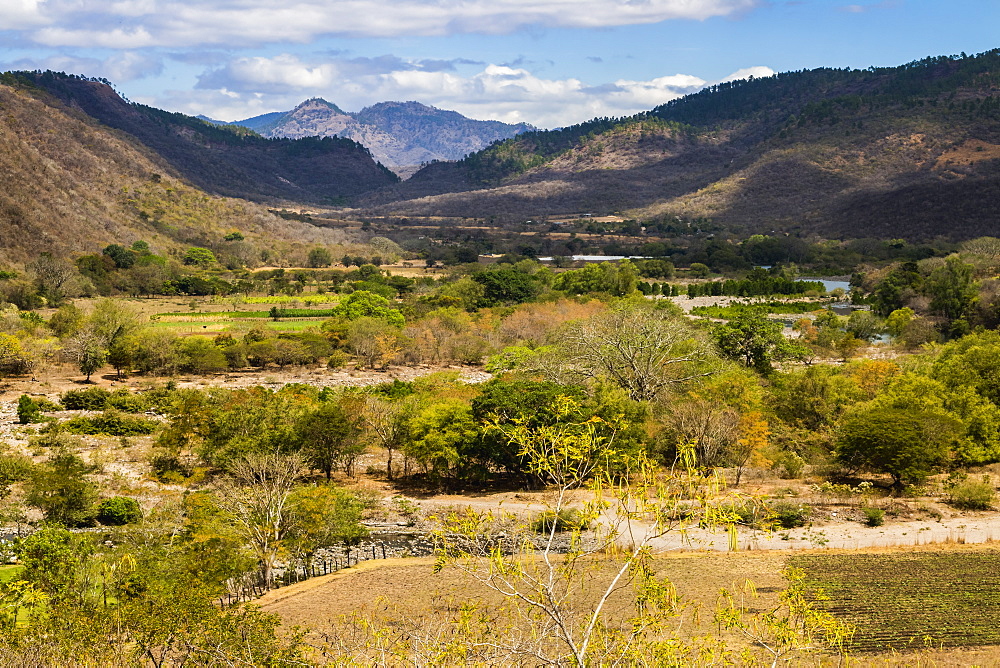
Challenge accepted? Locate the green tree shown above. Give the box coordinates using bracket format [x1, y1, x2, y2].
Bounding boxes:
[329, 290, 404, 326]
[713, 307, 803, 374]
[469, 379, 587, 477]
[836, 406, 962, 487]
[884, 307, 914, 340]
[96, 496, 142, 526]
[102, 244, 135, 269]
[553, 261, 639, 296]
[15, 526, 88, 601]
[183, 247, 218, 266]
[26, 450, 98, 527]
[48, 303, 85, 338]
[17, 395, 42, 424]
[405, 399, 479, 482]
[472, 267, 540, 306]
[926, 255, 977, 333]
[286, 484, 369, 566]
[295, 400, 364, 479]
[307, 247, 333, 268]
[689, 262, 710, 278]
[177, 336, 228, 374]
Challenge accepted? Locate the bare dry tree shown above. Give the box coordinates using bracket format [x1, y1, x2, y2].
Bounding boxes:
[534, 303, 719, 402]
[214, 452, 303, 588]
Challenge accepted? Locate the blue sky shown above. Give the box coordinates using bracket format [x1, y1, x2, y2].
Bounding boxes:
[1, 1, 998, 128]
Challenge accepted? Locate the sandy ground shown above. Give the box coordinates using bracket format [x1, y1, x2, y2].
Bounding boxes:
[0, 362, 491, 405]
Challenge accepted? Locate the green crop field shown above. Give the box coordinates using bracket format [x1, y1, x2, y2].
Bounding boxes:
[790, 550, 1000, 652]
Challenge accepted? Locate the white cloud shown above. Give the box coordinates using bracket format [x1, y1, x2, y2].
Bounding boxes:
[0, 0, 48, 29]
[3, 51, 162, 83]
[718, 65, 775, 82]
[34, 26, 156, 49]
[21, 0, 759, 48]
[183, 54, 772, 128]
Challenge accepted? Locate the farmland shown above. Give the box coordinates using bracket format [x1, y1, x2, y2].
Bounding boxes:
[792, 549, 1000, 652]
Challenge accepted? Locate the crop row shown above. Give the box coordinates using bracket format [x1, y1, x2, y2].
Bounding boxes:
[789, 551, 1000, 651]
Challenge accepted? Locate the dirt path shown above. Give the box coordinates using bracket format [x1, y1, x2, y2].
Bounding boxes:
[625, 512, 1000, 552]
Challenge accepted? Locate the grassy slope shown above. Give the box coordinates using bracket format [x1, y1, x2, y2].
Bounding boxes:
[0, 77, 359, 265]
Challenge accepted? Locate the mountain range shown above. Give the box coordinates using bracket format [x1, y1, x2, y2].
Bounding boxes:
[14, 71, 398, 207]
[225, 98, 534, 177]
[357, 50, 1000, 241]
[5, 49, 1000, 263]
[0, 71, 379, 264]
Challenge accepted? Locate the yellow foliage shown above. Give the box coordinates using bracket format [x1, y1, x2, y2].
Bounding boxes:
[846, 358, 901, 399]
[737, 411, 772, 470]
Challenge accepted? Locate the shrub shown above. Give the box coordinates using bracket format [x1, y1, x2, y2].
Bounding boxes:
[106, 389, 150, 413]
[34, 396, 63, 412]
[16, 395, 41, 424]
[949, 479, 996, 510]
[0, 453, 34, 495]
[150, 451, 195, 482]
[61, 409, 159, 436]
[28, 431, 82, 451]
[61, 387, 111, 410]
[532, 508, 589, 533]
[96, 496, 143, 526]
[862, 507, 885, 527]
[770, 500, 809, 528]
[717, 501, 769, 528]
[772, 451, 806, 479]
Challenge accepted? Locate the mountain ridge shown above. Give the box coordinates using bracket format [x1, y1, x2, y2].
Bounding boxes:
[355, 49, 1000, 240]
[228, 98, 534, 176]
[0, 72, 361, 265]
[11, 71, 399, 206]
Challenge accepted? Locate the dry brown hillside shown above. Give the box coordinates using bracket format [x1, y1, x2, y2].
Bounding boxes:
[0, 80, 355, 266]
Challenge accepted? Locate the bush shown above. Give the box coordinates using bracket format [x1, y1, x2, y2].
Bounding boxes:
[772, 451, 806, 479]
[35, 396, 63, 412]
[96, 496, 143, 526]
[862, 507, 885, 527]
[0, 453, 34, 495]
[949, 479, 996, 510]
[61, 387, 111, 410]
[716, 501, 768, 528]
[106, 389, 150, 413]
[150, 451, 195, 482]
[770, 500, 809, 528]
[17, 395, 41, 424]
[61, 409, 159, 436]
[532, 508, 589, 533]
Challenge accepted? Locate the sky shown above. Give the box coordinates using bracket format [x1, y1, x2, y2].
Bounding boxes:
[1, 0, 999, 129]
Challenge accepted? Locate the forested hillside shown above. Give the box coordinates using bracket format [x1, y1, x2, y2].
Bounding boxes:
[0, 73, 364, 265]
[9, 72, 398, 205]
[361, 50, 1000, 240]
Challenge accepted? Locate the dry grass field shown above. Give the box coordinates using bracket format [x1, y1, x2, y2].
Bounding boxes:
[257, 545, 1000, 666]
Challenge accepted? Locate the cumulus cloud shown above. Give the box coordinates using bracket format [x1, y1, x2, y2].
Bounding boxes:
[181, 53, 773, 127]
[2, 51, 162, 83]
[18, 0, 760, 48]
[719, 65, 775, 82]
[0, 0, 48, 30]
